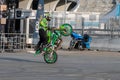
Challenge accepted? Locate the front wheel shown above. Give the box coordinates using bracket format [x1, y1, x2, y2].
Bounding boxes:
[68, 40, 74, 50]
[60, 23, 72, 36]
[68, 39, 76, 50]
[44, 51, 58, 64]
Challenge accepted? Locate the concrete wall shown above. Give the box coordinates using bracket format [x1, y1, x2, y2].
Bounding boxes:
[91, 37, 120, 51]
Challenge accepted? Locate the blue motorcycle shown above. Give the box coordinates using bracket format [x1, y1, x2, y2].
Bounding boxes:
[69, 32, 92, 50]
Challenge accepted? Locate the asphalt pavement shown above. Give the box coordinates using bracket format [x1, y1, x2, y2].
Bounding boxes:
[0, 50, 120, 80]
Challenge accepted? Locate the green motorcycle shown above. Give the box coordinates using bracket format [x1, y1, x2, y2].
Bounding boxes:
[35, 23, 72, 64]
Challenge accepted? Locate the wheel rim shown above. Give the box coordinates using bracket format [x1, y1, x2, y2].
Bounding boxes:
[44, 51, 57, 63]
[60, 23, 72, 36]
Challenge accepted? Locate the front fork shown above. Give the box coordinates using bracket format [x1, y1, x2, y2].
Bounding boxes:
[49, 45, 54, 58]
[43, 44, 54, 59]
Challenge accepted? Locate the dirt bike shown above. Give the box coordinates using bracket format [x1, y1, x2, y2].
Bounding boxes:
[35, 23, 72, 64]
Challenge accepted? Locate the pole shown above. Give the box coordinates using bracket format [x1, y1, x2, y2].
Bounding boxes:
[7, 4, 11, 33]
[64, 0, 67, 23]
[36, 0, 44, 21]
[82, 17, 84, 36]
[13, 2, 16, 33]
[33, 0, 44, 44]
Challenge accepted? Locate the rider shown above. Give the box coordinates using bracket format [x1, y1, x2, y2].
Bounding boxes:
[35, 13, 66, 51]
[35, 13, 51, 51]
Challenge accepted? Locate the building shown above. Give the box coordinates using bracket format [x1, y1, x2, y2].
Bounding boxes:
[0, 0, 117, 44]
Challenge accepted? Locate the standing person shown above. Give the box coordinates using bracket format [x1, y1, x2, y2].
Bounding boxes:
[35, 13, 51, 51]
[0, 0, 6, 33]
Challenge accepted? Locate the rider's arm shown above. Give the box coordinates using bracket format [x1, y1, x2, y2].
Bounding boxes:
[47, 27, 59, 31]
[52, 27, 60, 30]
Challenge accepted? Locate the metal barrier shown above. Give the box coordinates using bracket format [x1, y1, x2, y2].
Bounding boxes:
[0, 33, 27, 53]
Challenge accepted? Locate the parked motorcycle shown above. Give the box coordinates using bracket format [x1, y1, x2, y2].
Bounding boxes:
[35, 23, 72, 64]
[69, 32, 92, 50]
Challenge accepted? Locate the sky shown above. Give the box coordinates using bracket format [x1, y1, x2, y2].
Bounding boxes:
[100, 3, 120, 23]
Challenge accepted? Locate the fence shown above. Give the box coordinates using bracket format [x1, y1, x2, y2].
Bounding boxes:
[0, 33, 27, 53]
[0, 29, 120, 53]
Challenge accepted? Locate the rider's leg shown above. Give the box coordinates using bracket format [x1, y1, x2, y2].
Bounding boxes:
[42, 30, 48, 44]
[38, 29, 48, 51]
[35, 29, 45, 51]
[35, 40, 41, 51]
[40, 30, 48, 56]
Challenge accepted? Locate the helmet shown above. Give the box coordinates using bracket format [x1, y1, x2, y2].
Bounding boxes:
[44, 12, 51, 21]
[44, 13, 50, 17]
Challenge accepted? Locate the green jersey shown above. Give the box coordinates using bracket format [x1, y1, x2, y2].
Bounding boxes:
[39, 18, 48, 31]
